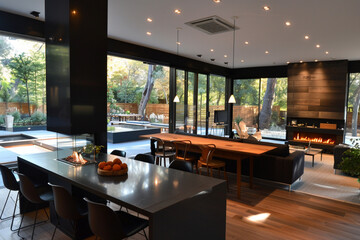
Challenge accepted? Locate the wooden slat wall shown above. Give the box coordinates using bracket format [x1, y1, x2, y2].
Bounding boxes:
[287, 60, 348, 120]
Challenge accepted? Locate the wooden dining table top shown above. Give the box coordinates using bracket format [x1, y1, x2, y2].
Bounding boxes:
[140, 133, 276, 156]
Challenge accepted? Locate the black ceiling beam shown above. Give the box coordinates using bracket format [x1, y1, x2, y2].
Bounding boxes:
[108, 38, 229, 76]
[229, 65, 288, 79]
[0, 10, 44, 39]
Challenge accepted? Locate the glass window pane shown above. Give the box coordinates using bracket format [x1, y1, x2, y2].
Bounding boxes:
[197, 74, 207, 135]
[0, 34, 46, 128]
[346, 73, 360, 143]
[107, 56, 169, 133]
[175, 70, 185, 130]
[209, 75, 226, 136]
[233, 79, 260, 132]
[259, 78, 287, 139]
[186, 72, 195, 133]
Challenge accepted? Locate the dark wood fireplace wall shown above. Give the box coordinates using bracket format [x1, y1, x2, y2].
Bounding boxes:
[287, 60, 348, 120]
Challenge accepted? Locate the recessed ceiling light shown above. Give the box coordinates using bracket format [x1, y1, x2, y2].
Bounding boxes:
[245, 41, 249, 45]
[300, 60, 303, 63]
[176, 41, 181, 45]
[304, 35, 310, 40]
[285, 21, 291, 26]
[210, 59, 215, 61]
[325, 51, 329, 54]
[263, 6, 270, 11]
[174, 9, 181, 14]
[146, 32, 152, 36]
[315, 60, 318, 62]
[265, 51, 269, 54]
[316, 44, 320, 48]
[210, 49, 214, 52]
[213, 0, 221, 3]
[71, 10, 77, 15]
[241, 60, 244, 63]
[224, 55, 227, 58]
[287, 61, 290, 64]
[147, 18, 152, 22]
[224, 62, 228, 65]
[197, 54, 202, 58]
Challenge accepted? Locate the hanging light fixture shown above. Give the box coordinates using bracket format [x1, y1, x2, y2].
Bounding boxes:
[174, 27, 182, 103]
[228, 16, 238, 104]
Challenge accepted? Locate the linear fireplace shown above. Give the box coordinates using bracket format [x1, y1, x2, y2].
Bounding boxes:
[286, 118, 344, 151]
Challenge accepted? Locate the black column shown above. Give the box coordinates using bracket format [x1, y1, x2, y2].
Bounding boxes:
[45, 0, 108, 148]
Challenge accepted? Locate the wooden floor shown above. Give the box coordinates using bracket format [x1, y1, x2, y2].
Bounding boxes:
[1, 175, 360, 240]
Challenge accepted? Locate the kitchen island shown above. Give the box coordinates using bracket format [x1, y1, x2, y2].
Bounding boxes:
[18, 152, 226, 240]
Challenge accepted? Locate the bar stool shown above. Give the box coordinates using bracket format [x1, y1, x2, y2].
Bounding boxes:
[111, 150, 126, 158]
[134, 154, 155, 164]
[197, 144, 228, 188]
[17, 173, 54, 240]
[49, 183, 88, 240]
[151, 137, 175, 167]
[169, 160, 192, 173]
[84, 197, 149, 240]
[0, 164, 20, 231]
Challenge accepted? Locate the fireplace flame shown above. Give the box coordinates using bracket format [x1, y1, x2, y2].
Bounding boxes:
[294, 133, 335, 144]
[67, 151, 87, 165]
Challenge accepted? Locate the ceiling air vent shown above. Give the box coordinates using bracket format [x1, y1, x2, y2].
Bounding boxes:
[185, 16, 238, 35]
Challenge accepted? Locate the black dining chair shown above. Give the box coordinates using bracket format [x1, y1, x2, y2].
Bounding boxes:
[134, 154, 155, 164]
[111, 150, 127, 158]
[17, 173, 54, 240]
[48, 183, 88, 240]
[169, 160, 193, 173]
[84, 197, 149, 240]
[0, 164, 20, 231]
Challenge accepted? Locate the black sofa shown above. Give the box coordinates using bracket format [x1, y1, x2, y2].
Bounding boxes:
[174, 132, 305, 187]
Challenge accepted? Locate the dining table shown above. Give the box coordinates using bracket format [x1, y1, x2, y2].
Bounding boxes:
[17, 152, 226, 240]
[140, 133, 276, 199]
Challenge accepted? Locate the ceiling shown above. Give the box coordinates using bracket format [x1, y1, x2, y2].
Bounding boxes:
[1, 0, 360, 68]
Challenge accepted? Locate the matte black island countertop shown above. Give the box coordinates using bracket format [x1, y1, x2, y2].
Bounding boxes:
[18, 152, 227, 240]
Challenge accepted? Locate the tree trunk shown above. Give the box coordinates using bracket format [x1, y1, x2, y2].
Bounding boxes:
[351, 85, 360, 136]
[138, 65, 155, 119]
[259, 78, 277, 129]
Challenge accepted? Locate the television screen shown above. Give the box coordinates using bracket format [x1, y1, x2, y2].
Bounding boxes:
[214, 110, 227, 123]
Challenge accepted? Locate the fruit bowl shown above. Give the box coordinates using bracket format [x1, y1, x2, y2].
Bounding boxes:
[97, 167, 128, 176]
[97, 158, 128, 176]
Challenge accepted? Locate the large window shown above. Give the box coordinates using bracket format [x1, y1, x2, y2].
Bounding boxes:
[346, 73, 360, 143]
[233, 77, 287, 139]
[107, 56, 169, 133]
[209, 75, 226, 136]
[0, 34, 46, 128]
[197, 74, 207, 135]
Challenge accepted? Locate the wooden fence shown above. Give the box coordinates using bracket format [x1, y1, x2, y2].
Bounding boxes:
[0, 103, 45, 115]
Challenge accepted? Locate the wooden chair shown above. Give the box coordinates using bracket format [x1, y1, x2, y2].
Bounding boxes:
[150, 137, 176, 167]
[197, 144, 228, 188]
[171, 140, 198, 172]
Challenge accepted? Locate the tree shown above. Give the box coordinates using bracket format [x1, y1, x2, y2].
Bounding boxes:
[259, 78, 277, 129]
[0, 80, 12, 113]
[138, 65, 165, 118]
[8, 53, 34, 116]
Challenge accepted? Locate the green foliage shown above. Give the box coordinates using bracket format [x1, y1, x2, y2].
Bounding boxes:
[233, 79, 259, 105]
[235, 116, 243, 125]
[30, 111, 46, 122]
[81, 144, 104, 155]
[0, 80, 12, 104]
[11, 111, 21, 122]
[341, 138, 360, 181]
[0, 115, 4, 125]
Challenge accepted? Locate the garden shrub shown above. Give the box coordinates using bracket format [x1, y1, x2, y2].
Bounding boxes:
[11, 111, 21, 122]
[31, 111, 46, 123]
